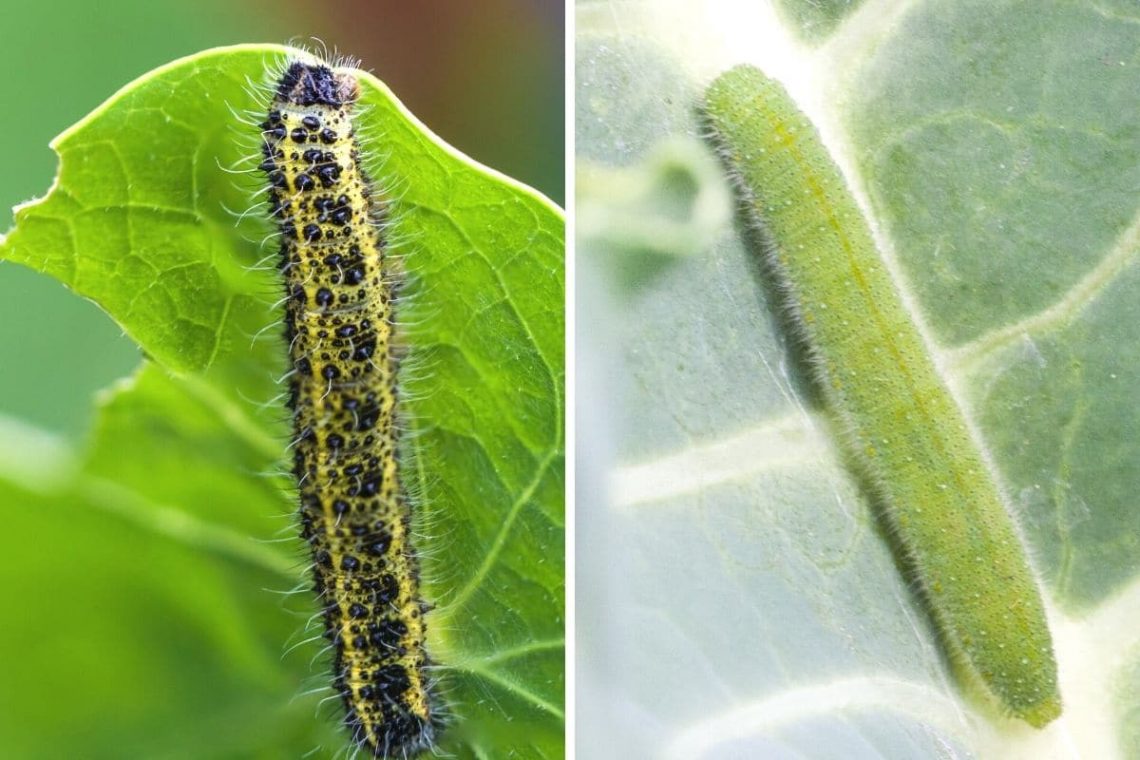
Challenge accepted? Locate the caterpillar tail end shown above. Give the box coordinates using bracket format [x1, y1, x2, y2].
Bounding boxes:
[1018, 692, 1062, 729]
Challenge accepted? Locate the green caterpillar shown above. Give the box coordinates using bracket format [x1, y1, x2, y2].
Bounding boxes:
[702, 65, 1060, 727]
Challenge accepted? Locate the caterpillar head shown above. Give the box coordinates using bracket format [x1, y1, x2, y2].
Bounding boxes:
[276, 61, 360, 108]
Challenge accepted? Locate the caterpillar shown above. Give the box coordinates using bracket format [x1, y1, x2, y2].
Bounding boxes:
[702, 65, 1061, 727]
[259, 57, 438, 755]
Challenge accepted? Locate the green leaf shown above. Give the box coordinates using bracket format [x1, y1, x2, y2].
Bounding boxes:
[773, 0, 868, 42]
[577, 1, 1138, 757]
[0, 44, 563, 759]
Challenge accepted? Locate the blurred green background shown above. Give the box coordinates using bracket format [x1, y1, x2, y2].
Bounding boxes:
[1, 0, 564, 439]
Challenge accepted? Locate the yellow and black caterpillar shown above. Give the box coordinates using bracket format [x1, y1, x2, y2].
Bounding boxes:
[259, 58, 437, 757]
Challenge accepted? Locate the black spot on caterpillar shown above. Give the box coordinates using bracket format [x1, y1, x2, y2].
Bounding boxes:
[259, 58, 438, 756]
